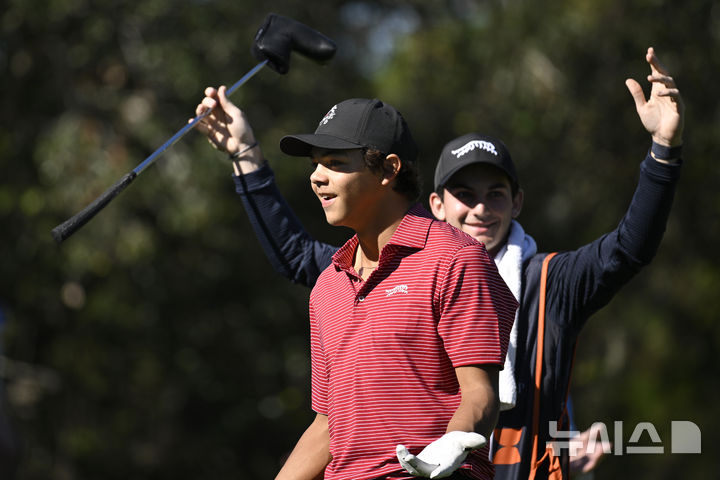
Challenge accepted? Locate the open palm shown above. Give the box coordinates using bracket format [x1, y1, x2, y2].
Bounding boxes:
[625, 47, 684, 147]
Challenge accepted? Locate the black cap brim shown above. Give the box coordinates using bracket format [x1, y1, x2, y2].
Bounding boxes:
[435, 159, 479, 191]
[279, 134, 364, 157]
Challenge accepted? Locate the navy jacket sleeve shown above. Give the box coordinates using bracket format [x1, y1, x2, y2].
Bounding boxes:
[233, 163, 338, 288]
[546, 147, 682, 334]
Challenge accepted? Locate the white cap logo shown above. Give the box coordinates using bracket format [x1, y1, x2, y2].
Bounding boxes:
[451, 140, 498, 158]
[319, 105, 337, 126]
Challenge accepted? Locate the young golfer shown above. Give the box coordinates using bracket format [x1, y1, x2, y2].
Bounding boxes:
[195, 97, 518, 479]
[195, 47, 683, 479]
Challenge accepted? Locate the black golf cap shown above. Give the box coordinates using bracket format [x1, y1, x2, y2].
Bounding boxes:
[434, 133, 518, 191]
[280, 98, 418, 163]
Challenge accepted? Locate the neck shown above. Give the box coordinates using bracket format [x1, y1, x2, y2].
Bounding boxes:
[488, 230, 513, 259]
[357, 199, 411, 256]
[353, 197, 412, 276]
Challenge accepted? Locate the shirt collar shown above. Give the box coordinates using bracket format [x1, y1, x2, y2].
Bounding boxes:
[331, 203, 433, 272]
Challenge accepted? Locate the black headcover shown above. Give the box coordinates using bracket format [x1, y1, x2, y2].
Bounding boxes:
[251, 13, 337, 74]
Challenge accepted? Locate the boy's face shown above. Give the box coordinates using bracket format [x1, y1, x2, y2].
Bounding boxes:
[309, 148, 385, 230]
[429, 163, 523, 258]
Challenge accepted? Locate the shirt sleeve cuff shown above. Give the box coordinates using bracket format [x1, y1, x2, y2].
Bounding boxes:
[232, 163, 276, 195]
[650, 141, 683, 162]
[643, 145, 683, 183]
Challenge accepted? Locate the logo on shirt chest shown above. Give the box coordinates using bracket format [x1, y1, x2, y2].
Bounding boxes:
[385, 284, 409, 296]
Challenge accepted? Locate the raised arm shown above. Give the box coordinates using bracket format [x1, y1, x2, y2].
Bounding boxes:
[547, 47, 684, 331]
[193, 87, 337, 287]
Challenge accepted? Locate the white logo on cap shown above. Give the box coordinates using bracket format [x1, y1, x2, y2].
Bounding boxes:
[319, 105, 337, 126]
[451, 140, 498, 158]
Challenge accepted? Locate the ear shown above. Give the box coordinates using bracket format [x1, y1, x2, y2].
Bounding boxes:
[380, 154, 402, 186]
[511, 188, 524, 218]
[429, 191, 446, 221]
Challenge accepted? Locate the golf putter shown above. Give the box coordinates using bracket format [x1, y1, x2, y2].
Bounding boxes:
[51, 13, 336, 244]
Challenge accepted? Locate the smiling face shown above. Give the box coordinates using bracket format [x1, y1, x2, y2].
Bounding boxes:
[429, 163, 523, 257]
[309, 148, 387, 231]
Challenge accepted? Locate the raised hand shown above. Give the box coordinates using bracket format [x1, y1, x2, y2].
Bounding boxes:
[625, 47, 684, 147]
[193, 85, 258, 157]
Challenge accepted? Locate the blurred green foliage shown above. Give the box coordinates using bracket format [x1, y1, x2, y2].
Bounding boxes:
[1, 0, 718, 478]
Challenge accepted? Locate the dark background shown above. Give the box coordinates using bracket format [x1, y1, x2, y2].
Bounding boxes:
[1, 0, 718, 478]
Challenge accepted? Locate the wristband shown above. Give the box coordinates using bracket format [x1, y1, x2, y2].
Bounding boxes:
[650, 142, 682, 160]
[229, 141, 259, 160]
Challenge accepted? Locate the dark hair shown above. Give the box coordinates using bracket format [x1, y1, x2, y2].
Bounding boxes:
[363, 148, 422, 202]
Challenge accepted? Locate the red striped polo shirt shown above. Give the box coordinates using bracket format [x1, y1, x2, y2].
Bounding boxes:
[309, 204, 517, 480]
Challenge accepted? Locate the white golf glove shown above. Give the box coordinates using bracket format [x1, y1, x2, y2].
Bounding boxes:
[396, 431, 487, 479]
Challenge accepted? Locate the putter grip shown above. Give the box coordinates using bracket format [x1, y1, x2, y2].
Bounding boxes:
[51, 171, 137, 244]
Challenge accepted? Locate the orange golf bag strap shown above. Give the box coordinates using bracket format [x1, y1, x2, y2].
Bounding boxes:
[528, 252, 563, 480]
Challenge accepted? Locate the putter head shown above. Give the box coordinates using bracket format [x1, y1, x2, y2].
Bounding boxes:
[251, 13, 336, 74]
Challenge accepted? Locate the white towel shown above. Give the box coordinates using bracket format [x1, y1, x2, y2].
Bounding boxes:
[493, 220, 537, 411]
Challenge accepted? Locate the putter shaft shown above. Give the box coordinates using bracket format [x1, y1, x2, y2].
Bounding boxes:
[133, 59, 268, 176]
